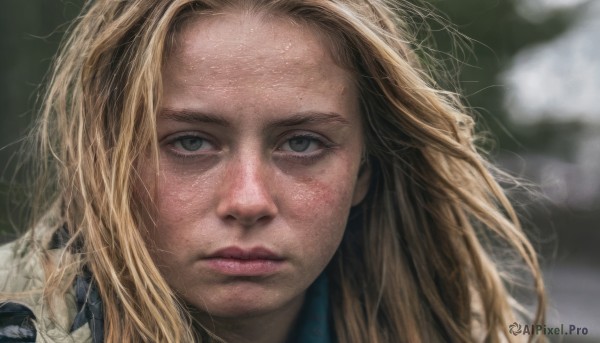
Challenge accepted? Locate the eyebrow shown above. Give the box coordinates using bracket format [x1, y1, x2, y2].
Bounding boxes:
[158, 108, 350, 129]
[159, 108, 231, 127]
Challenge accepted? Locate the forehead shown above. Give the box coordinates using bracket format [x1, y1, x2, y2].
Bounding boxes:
[166, 9, 350, 83]
[160, 9, 359, 119]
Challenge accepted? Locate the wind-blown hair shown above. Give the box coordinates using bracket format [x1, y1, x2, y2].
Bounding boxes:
[12, 0, 545, 342]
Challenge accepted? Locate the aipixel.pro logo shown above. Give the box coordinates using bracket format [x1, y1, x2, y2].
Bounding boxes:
[508, 322, 589, 337]
[509, 322, 523, 335]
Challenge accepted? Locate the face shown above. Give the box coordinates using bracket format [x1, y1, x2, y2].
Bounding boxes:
[144, 10, 369, 319]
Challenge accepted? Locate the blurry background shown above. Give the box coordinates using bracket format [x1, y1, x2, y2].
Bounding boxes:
[0, 0, 598, 341]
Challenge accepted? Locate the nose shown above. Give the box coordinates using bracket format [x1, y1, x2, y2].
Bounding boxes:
[216, 156, 278, 227]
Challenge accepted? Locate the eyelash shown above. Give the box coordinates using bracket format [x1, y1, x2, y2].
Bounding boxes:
[165, 133, 217, 158]
[274, 133, 334, 162]
[164, 132, 335, 162]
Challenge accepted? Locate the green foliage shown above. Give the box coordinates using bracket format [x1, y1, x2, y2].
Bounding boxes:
[0, 0, 82, 237]
[423, 0, 578, 154]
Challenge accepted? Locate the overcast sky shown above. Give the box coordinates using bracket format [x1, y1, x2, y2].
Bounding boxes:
[501, 0, 599, 209]
[517, 0, 590, 17]
[504, 0, 599, 124]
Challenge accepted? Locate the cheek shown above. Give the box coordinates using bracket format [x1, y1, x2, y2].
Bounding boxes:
[288, 179, 350, 220]
[155, 165, 214, 220]
[146, 169, 217, 251]
[284, 170, 356, 257]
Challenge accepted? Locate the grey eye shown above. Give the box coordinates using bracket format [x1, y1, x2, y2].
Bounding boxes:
[288, 137, 311, 152]
[178, 136, 205, 151]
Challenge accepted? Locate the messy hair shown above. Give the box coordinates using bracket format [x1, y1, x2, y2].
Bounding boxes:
[15, 0, 545, 342]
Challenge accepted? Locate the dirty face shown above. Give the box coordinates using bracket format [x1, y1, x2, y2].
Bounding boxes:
[144, 10, 369, 320]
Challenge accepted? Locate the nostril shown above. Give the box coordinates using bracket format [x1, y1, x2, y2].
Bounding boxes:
[228, 212, 274, 227]
[220, 205, 277, 227]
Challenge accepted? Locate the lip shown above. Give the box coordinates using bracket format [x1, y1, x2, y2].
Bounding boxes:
[208, 246, 283, 260]
[204, 246, 285, 276]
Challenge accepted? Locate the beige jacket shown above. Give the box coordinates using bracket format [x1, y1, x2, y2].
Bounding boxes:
[0, 234, 94, 342]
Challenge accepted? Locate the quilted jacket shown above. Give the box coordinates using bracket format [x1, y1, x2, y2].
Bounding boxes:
[0, 228, 101, 342]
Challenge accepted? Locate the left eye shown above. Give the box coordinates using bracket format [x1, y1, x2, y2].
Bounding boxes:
[280, 136, 321, 153]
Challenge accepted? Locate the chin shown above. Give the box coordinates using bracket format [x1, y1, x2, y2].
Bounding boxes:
[187, 283, 297, 318]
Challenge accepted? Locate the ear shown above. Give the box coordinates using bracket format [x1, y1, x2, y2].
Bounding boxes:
[351, 160, 371, 206]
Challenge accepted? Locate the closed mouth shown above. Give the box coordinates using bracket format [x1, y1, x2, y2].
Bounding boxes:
[207, 246, 283, 261]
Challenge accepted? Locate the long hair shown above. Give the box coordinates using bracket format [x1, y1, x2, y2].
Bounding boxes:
[18, 0, 545, 342]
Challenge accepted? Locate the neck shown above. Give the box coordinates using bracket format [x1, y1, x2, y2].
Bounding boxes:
[193, 293, 305, 343]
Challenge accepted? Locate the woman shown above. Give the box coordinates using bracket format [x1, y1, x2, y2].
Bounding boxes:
[0, 0, 546, 342]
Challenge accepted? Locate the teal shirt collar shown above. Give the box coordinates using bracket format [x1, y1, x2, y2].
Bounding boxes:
[289, 272, 334, 343]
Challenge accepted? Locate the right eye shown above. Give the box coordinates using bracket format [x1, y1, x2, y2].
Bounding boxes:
[175, 136, 206, 151]
[167, 134, 217, 156]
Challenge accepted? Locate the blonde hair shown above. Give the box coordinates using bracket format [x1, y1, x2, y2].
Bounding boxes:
[16, 0, 545, 342]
